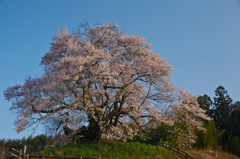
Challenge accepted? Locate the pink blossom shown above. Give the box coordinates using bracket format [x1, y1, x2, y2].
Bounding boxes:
[4, 22, 211, 144]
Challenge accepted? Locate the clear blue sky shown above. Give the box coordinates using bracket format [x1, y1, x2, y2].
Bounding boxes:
[1, 0, 240, 139]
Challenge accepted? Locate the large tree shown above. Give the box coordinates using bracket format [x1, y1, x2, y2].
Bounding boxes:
[4, 23, 210, 144]
[212, 85, 233, 147]
[213, 86, 232, 131]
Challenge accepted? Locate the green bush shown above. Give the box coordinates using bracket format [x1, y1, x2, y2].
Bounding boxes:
[194, 120, 226, 149]
[232, 136, 240, 156]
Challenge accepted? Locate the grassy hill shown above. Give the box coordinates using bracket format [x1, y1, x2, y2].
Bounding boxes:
[38, 141, 240, 159]
[39, 141, 184, 159]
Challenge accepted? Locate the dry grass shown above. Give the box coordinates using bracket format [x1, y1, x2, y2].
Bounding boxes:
[185, 148, 240, 159]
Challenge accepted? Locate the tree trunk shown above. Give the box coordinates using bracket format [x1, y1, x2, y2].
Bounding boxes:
[84, 117, 102, 141]
[63, 117, 103, 143]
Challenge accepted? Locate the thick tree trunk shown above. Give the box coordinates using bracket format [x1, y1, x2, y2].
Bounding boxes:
[63, 117, 102, 143]
[84, 116, 102, 141]
[85, 122, 102, 141]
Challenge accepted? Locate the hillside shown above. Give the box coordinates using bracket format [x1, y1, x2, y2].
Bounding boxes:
[186, 149, 240, 159]
[39, 141, 184, 159]
[37, 141, 240, 159]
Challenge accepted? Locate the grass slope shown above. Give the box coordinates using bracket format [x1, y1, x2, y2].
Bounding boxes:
[40, 141, 183, 159]
[185, 149, 240, 159]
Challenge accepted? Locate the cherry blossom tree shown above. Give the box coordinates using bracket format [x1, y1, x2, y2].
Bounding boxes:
[167, 89, 212, 148]
[4, 22, 211, 144]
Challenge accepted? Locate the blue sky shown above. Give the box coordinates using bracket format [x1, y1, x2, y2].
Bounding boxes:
[1, 0, 240, 139]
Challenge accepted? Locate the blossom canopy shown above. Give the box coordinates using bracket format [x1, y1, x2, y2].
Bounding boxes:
[4, 22, 211, 143]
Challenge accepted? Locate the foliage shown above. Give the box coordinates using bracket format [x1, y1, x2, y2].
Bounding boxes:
[0, 134, 52, 153]
[0, 139, 5, 147]
[195, 120, 226, 149]
[167, 121, 197, 149]
[29, 134, 47, 152]
[166, 91, 212, 149]
[205, 120, 226, 148]
[4, 22, 210, 145]
[213, 86, 232, 132]
[197, 93, 226, 148]
[231, 101, 240, 140]
[211, 86, 235, 151]
[146, 124, 168, 144]
[133, 124, 168, 144]
[232, 136, 240, 156]
[195, 86, 240, 157]
[197, 94, 213, 116]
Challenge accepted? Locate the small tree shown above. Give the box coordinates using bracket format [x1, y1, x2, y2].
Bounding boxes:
[194, 120, 225, 149]
[4, 22, 210, 144]
[203, 120, 225, 149]
[167, 90, 211, 149]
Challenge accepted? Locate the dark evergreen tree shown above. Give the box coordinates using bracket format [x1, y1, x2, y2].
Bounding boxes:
[231, 101, 240, 137]
[212, 86, 232, 147]
[195, 87, 240, 156]
[197, 94, 213, 117]
[213, 86, 232, 131]
[0, 139, 5, 147]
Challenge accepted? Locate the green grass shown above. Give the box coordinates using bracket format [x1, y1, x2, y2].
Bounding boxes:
[39, 141, 183, 159]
